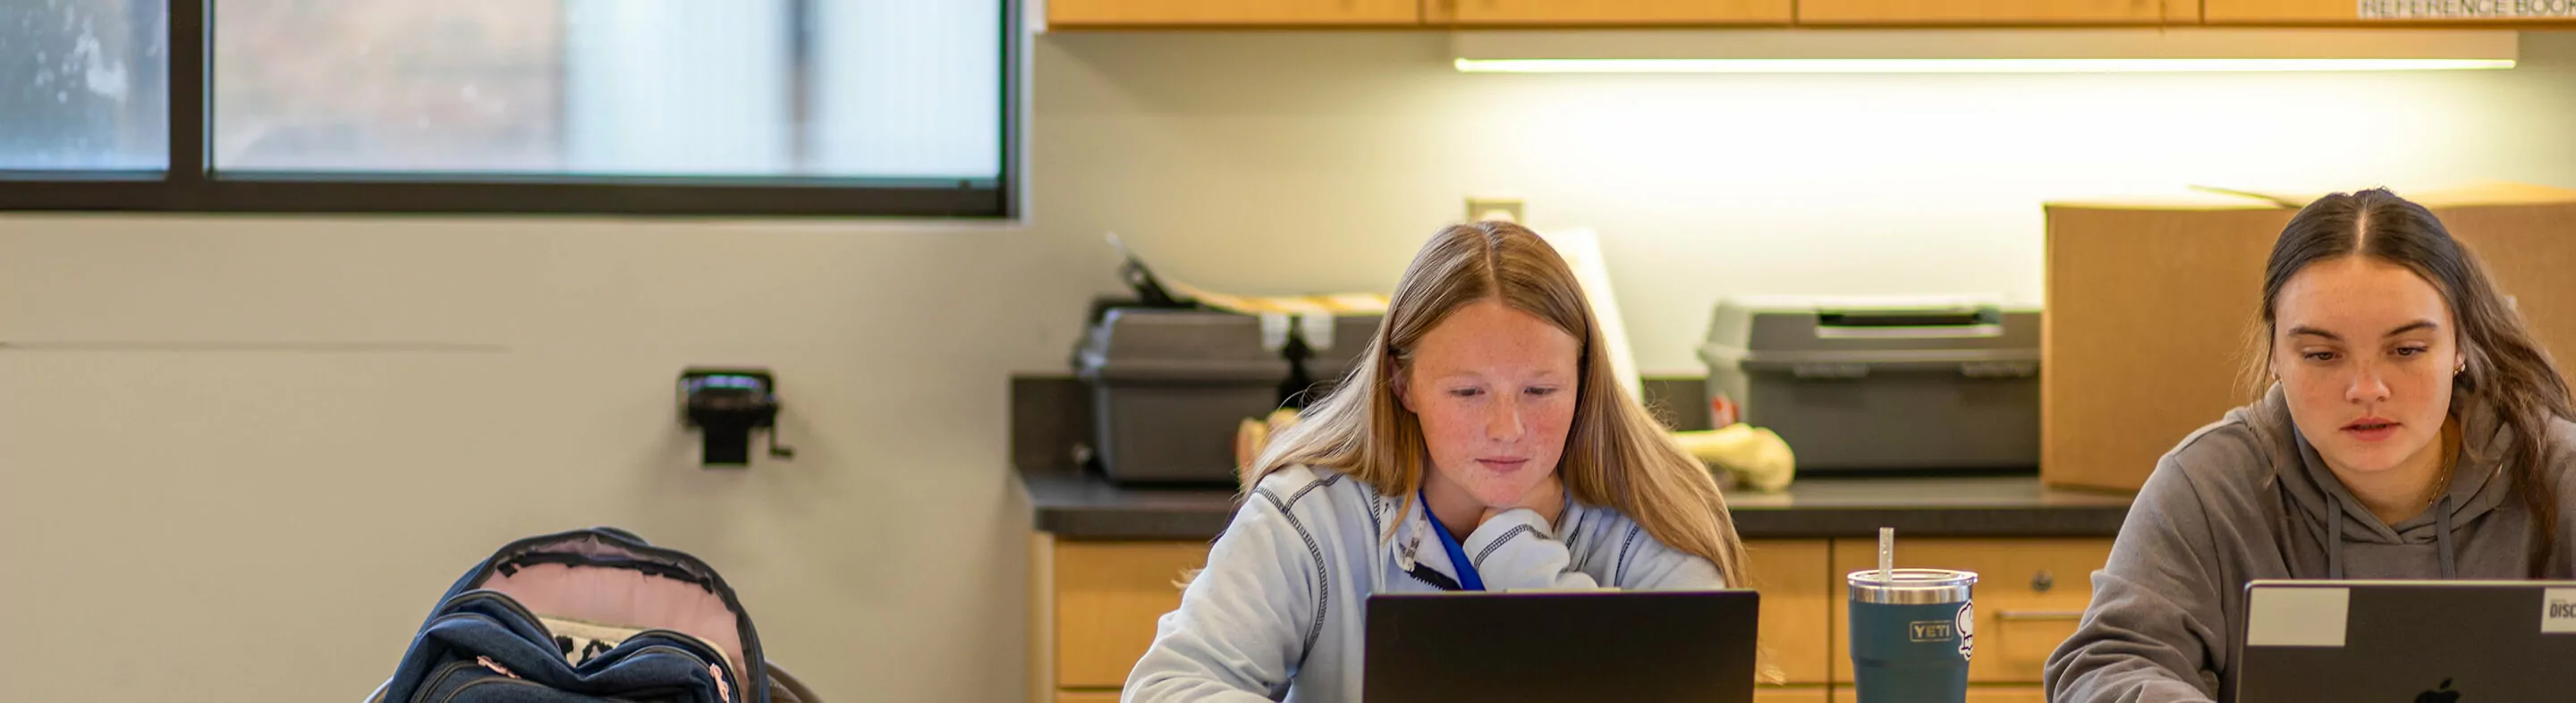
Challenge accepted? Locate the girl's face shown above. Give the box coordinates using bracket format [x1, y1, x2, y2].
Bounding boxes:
[2271, 256, 2462, 479]
[1398, 300, 1580, 512]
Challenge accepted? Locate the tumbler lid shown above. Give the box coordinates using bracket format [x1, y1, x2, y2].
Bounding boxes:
[1847, 568, 1977, 604]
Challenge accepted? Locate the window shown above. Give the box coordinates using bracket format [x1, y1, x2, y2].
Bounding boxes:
[0, 0, 167, 171]
[0, 0, 1018, 216]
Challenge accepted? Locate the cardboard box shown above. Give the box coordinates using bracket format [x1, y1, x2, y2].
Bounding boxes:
[2042, 182, 2576, 493]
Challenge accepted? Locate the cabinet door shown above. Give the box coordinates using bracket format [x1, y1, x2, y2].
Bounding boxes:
[1054, 540, 1209, 688]
[1968, 686, 2051, 702]
[1829, 538, 2113, 684]
[1746, 540, 1835, 684]
[1833, 685, 2049, 702]
[1797, 0, 2166, 24]
[1754, 685, 1832, 703]
[1429, 0, 1794, 25]
[1051, 0, 1419, 27]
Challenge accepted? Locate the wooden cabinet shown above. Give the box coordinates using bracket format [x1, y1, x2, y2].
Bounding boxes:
[1428, 0, 1795, 25]
[1796, 0, 2168, 24]
[1755, 685, 1833, 703]
[1829, 538, 2113, 684]
[2201, 0, 2576, 23]
[1048, 0, 1420, 27]
[1968, 687, 2051, 702]
[1746, 540, 1835, 684]
[1042, 0, 2570, 28]
[1833, 685, 2048, 701]
[1031, 534, 2107, 701]
[1045, 538, 1209, 690]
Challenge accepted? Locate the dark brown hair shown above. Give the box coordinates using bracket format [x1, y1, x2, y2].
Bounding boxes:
[2253, 188, 2575, 576]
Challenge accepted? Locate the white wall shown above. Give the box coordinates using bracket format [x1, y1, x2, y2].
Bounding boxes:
[4, 30, 2573, 702]
[1046, 30, 2576, 374]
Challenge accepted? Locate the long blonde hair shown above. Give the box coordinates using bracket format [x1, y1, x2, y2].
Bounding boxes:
[1250, 221, 1749, 587]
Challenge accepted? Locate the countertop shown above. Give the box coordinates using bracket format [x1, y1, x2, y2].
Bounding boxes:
[1022, 470, 2133, 541]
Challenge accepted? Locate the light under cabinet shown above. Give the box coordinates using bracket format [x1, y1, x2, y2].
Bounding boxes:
[1451, 28, 2520, 74]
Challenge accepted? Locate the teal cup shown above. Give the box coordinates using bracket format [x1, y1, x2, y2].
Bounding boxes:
[1847, 568, 1978, 703]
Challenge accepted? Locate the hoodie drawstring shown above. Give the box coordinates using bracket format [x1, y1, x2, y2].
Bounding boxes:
[2328, 493, 2346, 580]
[2325, 492, 2460, 580]
[2436, 494, 2458, 579]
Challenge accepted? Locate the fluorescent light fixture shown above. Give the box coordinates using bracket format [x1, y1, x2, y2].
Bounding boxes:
[1454, 57, 2515, 73]
[1451, 29, 2520, 74]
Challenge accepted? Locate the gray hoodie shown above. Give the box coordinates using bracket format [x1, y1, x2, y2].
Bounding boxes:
[2046, 386, 2576, 702]
[1123, 463, 1724, 703]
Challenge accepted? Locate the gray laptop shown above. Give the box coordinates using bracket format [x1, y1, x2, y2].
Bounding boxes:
[1363, 589, 1759, 703]
[2238, 580, 2576, 701]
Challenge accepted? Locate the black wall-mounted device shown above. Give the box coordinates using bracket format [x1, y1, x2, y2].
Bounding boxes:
[679, 368, 795, 466]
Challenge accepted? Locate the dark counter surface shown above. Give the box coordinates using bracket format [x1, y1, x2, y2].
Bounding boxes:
[1013, 375, 2132, 541]
[1023, 470, 2133, 541]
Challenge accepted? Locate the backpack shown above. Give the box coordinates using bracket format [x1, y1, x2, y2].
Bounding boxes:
[373, 528, 770, 703]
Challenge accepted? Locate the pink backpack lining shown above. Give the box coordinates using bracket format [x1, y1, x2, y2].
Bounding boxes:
[475, 539, 750, 697]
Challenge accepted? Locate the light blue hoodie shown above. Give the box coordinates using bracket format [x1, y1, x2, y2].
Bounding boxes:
[1123, 464, 1726, 703]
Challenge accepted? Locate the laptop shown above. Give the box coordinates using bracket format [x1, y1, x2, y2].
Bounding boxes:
[2238, 580, 2576, 701]
[1362, 589, 1760, 703]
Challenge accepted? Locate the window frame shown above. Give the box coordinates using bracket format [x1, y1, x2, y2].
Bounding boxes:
[0, 0, 1021, 218]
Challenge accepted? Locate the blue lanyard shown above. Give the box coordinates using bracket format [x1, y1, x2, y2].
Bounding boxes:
[1419, 488, 1486, 591]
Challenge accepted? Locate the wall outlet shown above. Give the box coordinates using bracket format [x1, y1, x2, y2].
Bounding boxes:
[1466, 198, 1524, 224]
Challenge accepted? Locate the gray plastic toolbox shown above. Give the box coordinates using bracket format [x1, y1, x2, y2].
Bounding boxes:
[1075, 308, 1382, 485]
[1697, 295, 2041, 473]
[1297, 313, 1387, 398]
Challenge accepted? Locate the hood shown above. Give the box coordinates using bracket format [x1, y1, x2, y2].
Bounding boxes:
[2231, 384, 2516, 578]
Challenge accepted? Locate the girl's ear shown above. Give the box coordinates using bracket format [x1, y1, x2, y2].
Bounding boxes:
[2264, 335, 2285, 385]
[1390, 367, 1413, 413]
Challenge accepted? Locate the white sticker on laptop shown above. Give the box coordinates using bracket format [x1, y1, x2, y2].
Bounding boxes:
[2543, 589, 2576, 633]
[2247, 586, 2348, 648]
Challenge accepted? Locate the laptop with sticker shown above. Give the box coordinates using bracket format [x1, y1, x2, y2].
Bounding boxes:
[2238, 580, 2576, 701]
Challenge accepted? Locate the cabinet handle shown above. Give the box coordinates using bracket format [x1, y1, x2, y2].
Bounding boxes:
[1996, 610, 2086, 623]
